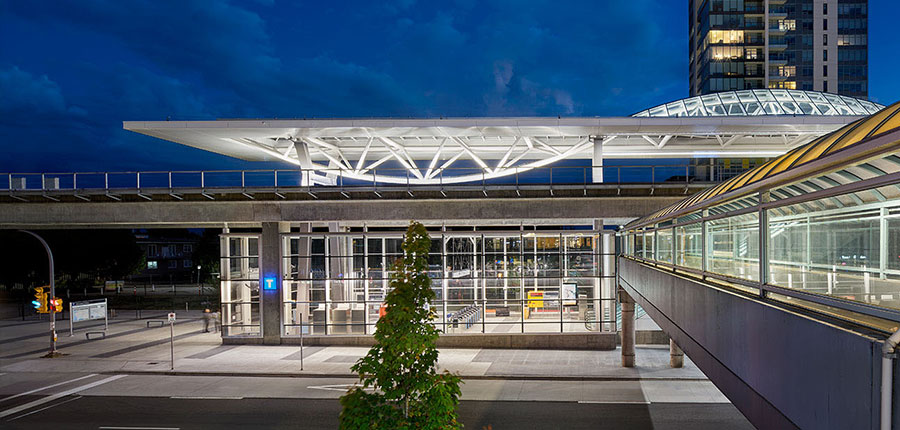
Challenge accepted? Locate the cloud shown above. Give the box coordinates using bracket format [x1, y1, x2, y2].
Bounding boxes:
[0, 66, 85, 119]
[0, 0, 695, 173]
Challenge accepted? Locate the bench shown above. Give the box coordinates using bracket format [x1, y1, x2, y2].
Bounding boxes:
[85, 331, 107, 340]
[146, 320, 165, 328]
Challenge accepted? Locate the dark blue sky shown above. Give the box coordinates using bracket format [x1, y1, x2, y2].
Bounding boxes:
[1, 1, 898, 173]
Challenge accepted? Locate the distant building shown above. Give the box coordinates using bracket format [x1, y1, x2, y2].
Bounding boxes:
[133, 233, 200, 284]
[689, 0, 868, 98]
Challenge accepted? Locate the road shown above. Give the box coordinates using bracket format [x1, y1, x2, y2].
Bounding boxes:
[0, 372, 754, 429]
[2, 395, 751, 429]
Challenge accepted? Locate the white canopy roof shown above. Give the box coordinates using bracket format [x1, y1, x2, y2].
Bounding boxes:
[125, 92, 878, 185]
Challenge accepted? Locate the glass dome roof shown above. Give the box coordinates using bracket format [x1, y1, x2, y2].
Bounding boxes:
[633, 90, 884, 117]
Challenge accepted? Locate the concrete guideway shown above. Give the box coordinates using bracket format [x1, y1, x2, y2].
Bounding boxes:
[0, 196, 681, 228]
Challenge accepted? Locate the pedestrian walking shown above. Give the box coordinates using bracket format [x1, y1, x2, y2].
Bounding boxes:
[202, 308, 213, 332]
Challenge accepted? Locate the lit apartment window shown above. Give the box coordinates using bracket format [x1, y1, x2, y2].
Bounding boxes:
[778, 20, 796, 31]
[710, 46, 744, 60]
[769, 81, 797, 90]
[778, 66, 797, 77]
[708, 30, 744, 44]
[147, 261, 158, 270]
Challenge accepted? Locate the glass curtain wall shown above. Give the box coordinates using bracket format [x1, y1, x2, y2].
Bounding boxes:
[624, 186, 900, 317]
[219, 234, 261, 337]
[279, 231, 613, 337]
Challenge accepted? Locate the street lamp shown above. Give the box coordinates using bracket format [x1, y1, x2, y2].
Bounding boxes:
[196, 265, 202, 285]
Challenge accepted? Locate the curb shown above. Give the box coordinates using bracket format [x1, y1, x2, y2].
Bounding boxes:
[103, 369, 709, 382]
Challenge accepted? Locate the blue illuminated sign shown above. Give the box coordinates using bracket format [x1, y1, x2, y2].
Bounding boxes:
[263, 277, 276, 290]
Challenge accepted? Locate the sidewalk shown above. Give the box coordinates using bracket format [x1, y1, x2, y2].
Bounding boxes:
[1, 315, 705, 380]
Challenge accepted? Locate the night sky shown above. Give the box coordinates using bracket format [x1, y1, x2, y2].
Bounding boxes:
[1, 1, 898, 173]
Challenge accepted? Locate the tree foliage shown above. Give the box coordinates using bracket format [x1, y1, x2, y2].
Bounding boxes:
[340, 221, 462, 429]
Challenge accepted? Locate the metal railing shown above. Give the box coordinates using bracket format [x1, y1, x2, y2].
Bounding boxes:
[271, 298, 618, 337]
[2, 164, 739, 198]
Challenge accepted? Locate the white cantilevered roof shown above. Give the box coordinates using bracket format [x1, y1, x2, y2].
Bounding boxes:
[124, 114, 866, 185]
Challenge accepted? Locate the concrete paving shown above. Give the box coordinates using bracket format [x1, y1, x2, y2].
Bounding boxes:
[2, 314, 705, 380]
[0, 315, 751, 429]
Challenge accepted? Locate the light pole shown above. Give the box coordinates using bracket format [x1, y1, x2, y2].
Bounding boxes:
[196, 265, 202, 294]
[19, 230, 59, 357]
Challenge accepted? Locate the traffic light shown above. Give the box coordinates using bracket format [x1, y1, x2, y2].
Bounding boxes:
[50, 297, 63, 313]
[32, 287, 48, 314]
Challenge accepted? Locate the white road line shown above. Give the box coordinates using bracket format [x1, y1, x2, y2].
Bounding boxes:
[0, 375, 126, 419]
[99, 427, 180, 430]
[0, 374, 97, 404]
[577, 400, 651, 405]
[307, 384, 373, 392]
[7, 395, 82, 422]
[169, 396, 243, 400]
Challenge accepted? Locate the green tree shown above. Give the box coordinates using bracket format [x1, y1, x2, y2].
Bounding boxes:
[339, 221, 462, 429]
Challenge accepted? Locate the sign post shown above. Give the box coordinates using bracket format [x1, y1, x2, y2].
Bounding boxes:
[168, 312, 176, 370]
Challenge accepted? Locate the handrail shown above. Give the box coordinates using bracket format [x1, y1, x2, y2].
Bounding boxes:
[3, 164, 741, 194]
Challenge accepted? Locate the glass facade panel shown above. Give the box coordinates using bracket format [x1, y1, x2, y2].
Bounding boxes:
[657, 228, 674, 264]
[676, 223, 703, 269]
[220, 235, 261, 337]
[273, 231, 612, 338]
[769, 195, 900, 309]
[706, 212, 759, 281]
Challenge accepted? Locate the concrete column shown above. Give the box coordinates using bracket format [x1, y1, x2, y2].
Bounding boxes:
[591, 137, 604, 183]
[619, 289, 635, 367]
[670, 339, 684, 368]
[261, 221, 290, 344]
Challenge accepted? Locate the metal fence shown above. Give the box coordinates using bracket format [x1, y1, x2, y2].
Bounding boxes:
[3, 164, 735, 197]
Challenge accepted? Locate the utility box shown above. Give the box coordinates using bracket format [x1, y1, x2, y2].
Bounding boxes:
[43, 177, 59, 189]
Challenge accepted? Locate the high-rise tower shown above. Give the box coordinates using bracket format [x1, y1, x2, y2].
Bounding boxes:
[689, 0, 867, 98]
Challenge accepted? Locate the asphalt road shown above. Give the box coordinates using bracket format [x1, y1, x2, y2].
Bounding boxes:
[2, 395, 754, 429]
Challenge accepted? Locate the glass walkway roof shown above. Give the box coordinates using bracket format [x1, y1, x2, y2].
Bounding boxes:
[629, 100, 900, 228]
[633, 90, 884, 118]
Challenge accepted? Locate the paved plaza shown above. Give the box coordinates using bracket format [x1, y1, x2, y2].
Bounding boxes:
[3, 312, 698, 381]
[0, 313, 754, 429]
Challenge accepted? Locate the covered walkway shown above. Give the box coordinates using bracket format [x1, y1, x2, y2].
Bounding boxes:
[618, 101, 900, 429]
